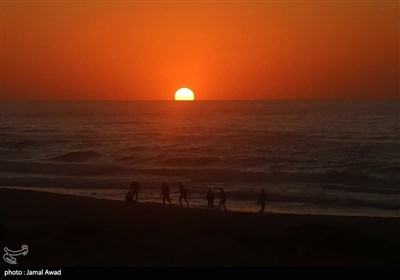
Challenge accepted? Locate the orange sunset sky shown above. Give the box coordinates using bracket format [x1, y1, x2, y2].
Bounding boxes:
[1, 1, 399, 100]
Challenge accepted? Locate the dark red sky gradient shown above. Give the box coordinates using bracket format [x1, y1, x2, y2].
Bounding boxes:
[1, 1, 399, 100]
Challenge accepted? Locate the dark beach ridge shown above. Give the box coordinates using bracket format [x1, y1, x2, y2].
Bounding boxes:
[1, 189, 399, 267]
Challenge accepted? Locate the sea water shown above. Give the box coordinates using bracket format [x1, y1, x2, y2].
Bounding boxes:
[1, 100, 399, 217]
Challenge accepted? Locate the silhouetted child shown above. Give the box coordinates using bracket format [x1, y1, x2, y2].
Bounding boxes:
[257, 189, 268, 213]
[125, 189, 133, 202]
[218, 188, 227, 211]
[131, 181, 141, 202]
[206, 188, 214, 210]
[160, 182, 172, 206]
[178, 182, 189, 208]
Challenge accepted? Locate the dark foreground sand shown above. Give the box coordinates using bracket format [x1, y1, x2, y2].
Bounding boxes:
[1, 189, 399, 267]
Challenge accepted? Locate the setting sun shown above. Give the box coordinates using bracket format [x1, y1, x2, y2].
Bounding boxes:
[175, 88, 195, 101]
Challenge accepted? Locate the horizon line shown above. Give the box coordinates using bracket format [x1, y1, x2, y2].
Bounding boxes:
[1, 98, 399, 102]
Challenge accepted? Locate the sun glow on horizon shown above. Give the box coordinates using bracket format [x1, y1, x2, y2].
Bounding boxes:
[174, 88, 195, 101]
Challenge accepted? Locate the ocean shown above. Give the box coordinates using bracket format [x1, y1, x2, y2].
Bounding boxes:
[1, 100, 399, 217]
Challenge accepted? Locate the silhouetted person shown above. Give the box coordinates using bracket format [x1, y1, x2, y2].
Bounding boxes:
[218, 188, 227, 211]
[207, 188, 214, 210]
[160, 182, 172, 206]
[125, 189, 133, 202]
[257, 189, 268, 213]
[178, 182, 189, 208]
[131, 181, 141, 202]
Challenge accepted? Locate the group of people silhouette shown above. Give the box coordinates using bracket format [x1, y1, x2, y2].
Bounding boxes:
[160, 182, 189, 207]
[125, 181, 269, 213]
[206, 188, 227, 211]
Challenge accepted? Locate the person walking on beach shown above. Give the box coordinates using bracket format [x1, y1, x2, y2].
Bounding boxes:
[160, 182, 172, 206]
[206, 188, 214, 210]
[218, 188, 227, 211]
[178, 182, 189, 208]
[257, 189, 268, 213]
[131, 181, 141, 202]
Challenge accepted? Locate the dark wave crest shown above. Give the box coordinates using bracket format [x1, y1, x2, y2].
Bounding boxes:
[156, 157, 221, 167]
[3, 140, 42, 149]
[48, 151, 101, 162]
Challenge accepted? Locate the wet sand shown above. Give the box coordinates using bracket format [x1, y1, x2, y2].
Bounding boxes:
[1, 189, 399, 266]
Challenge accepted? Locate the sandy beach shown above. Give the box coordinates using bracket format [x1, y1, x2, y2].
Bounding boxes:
[1, 188, 399, 267]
